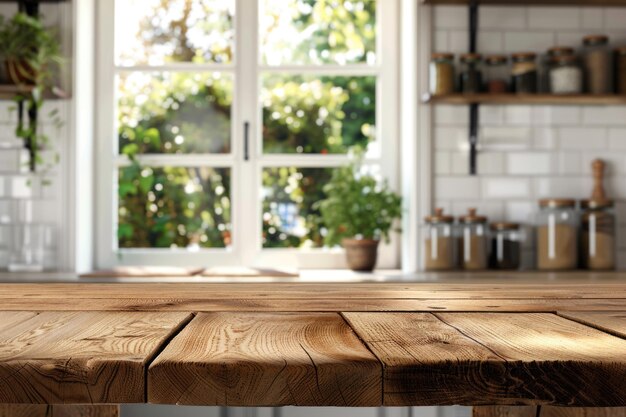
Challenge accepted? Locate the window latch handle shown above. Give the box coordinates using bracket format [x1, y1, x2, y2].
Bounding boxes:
[244, 121, 250, 161]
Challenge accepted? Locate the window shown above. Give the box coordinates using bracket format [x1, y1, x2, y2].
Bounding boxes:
[96, 0, 399, 268]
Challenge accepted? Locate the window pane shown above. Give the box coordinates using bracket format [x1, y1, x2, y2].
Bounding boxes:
[262, 167, 333, 248]
[262, 75, 376, 154]
[118, 72, 232, 155]
[118, 166, 231, 249]
[115, 0, 235, 66]
[260, 0, 376, 66]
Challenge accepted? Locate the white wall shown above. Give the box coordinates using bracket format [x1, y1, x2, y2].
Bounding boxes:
[430, 5, 626, 269]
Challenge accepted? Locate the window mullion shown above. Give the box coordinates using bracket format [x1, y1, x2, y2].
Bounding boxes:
[236, 0, 260, 266]
[115, 63, 235, 73]
[258, 65, 381, 76]
[95, 0, 117, 268]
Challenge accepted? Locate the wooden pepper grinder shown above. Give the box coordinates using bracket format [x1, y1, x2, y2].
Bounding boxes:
[590, 159, 607, 201]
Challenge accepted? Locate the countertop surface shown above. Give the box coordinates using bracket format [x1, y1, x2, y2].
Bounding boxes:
[3, 269, 626, 283]
[0, 276, 624, 408]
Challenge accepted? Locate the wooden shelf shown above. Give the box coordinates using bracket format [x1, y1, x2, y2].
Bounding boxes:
[0, 0, 67, 3]
[423, 93, 626, 106]
[0, 85, 69, 100]
[423, 0, 626, 6]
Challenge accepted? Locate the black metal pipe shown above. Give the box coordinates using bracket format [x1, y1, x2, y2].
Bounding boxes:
[469, 103, 479, 175]
[469, 0, 478, 53]
[27, 100, 38, 172]
[468, 0, 479, 175]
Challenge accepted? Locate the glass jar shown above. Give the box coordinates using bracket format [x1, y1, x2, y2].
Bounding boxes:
[489, 223, 523, 270]
[549, 55, 583, 94]
[484, 55, 508, 93]
[615, 47, 626, 95]
[511, 52, 538, 93]
[542, 47, 575, 92]
[422, 208, 456, 271]
[8, 223, 46, 272]
[583, 35, 612, 94]
[458, 208, 488, 270]
[580, 199, 615, 270]
[536, 199, 579, 271]
[459, 53, 483, 94]
[429, 53, 455, 96]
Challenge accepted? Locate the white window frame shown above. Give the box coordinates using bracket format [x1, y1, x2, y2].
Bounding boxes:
[95, 0, 400, 269]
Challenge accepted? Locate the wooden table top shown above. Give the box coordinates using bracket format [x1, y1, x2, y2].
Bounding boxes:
[0, 281, 625, 408]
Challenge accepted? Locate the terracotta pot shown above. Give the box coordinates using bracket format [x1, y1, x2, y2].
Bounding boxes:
[6, 59, 36, 86]
[342, 238, 379, 272]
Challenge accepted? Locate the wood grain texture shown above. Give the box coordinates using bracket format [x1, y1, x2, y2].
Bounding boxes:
[344, 312, 626, 407]
[558, 312, 626, 338]
[0, 405, 119, 417]
[422, 0, 626, 5]
[474, 406, 537, 417]
[0, 311, 191, 404]
[1, 283, 625, 300]
[0, 312, 39, 331]
[343, 312, 502, 406]
[541, 408, 626, 417]
[0, 297, 625, 312]
[474, 406, 626, 417]
[436, 313, 626, 407]
[425, 94, 626, 105]
[148, 312, 381, 406]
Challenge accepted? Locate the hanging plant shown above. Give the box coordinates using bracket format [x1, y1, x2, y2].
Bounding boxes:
[0, 12, 63, 173]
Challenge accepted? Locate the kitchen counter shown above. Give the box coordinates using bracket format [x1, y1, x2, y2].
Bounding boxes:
[2, 269, 626, 283]
[0, 280, 624, 410]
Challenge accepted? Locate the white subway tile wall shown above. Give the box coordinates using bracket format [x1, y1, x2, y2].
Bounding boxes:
[0, 101, 67, 270]
[431, 5, 626, 269]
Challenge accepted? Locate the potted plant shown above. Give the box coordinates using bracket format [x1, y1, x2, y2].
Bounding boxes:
[316, 150, 402, 271]
[0, 12, 63, 173]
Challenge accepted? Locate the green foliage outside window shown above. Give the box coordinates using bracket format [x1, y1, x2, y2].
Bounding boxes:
[117, 0, 382, 250]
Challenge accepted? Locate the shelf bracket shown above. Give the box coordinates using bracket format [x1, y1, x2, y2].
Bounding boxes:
[468, 0, 479, 175]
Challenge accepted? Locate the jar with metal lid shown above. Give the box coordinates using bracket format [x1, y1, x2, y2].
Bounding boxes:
[489, 223, 523, 270]
[429, 53, 455, 96]
[580, 199, 615, 270]
[459, 53, 483, 94]
[422, 208, 456, 271]
[536, 199, 579, 271]
[615, 46, 626, 95]
[484, 55, 508, 93]
[549, 55, 583, 94]
[542, 46, 575, 92]
[511, 52, 538, 93]
[583, 35, 612, 94]
[458, 208, 488, 270]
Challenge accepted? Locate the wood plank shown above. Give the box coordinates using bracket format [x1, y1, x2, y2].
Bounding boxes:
[436, 313, 626, 407]
[0, 405, 119, 417]
[0, 312, 39, 332]
[148, 312, 381, 406]
[0, 297, 624, 312]
[541, 408, 626, 417]
[474, 406, 537, 417]
[0, 311, 191, 404]
[424, 94, 626, 105]
[423, 0, 626, 6]
[474, 406, 626, 417]
[558, 312, 626, 338]
[343, 312, 626, 407]
[343, 312, 502, 406]
[1, 282, 626, 300]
